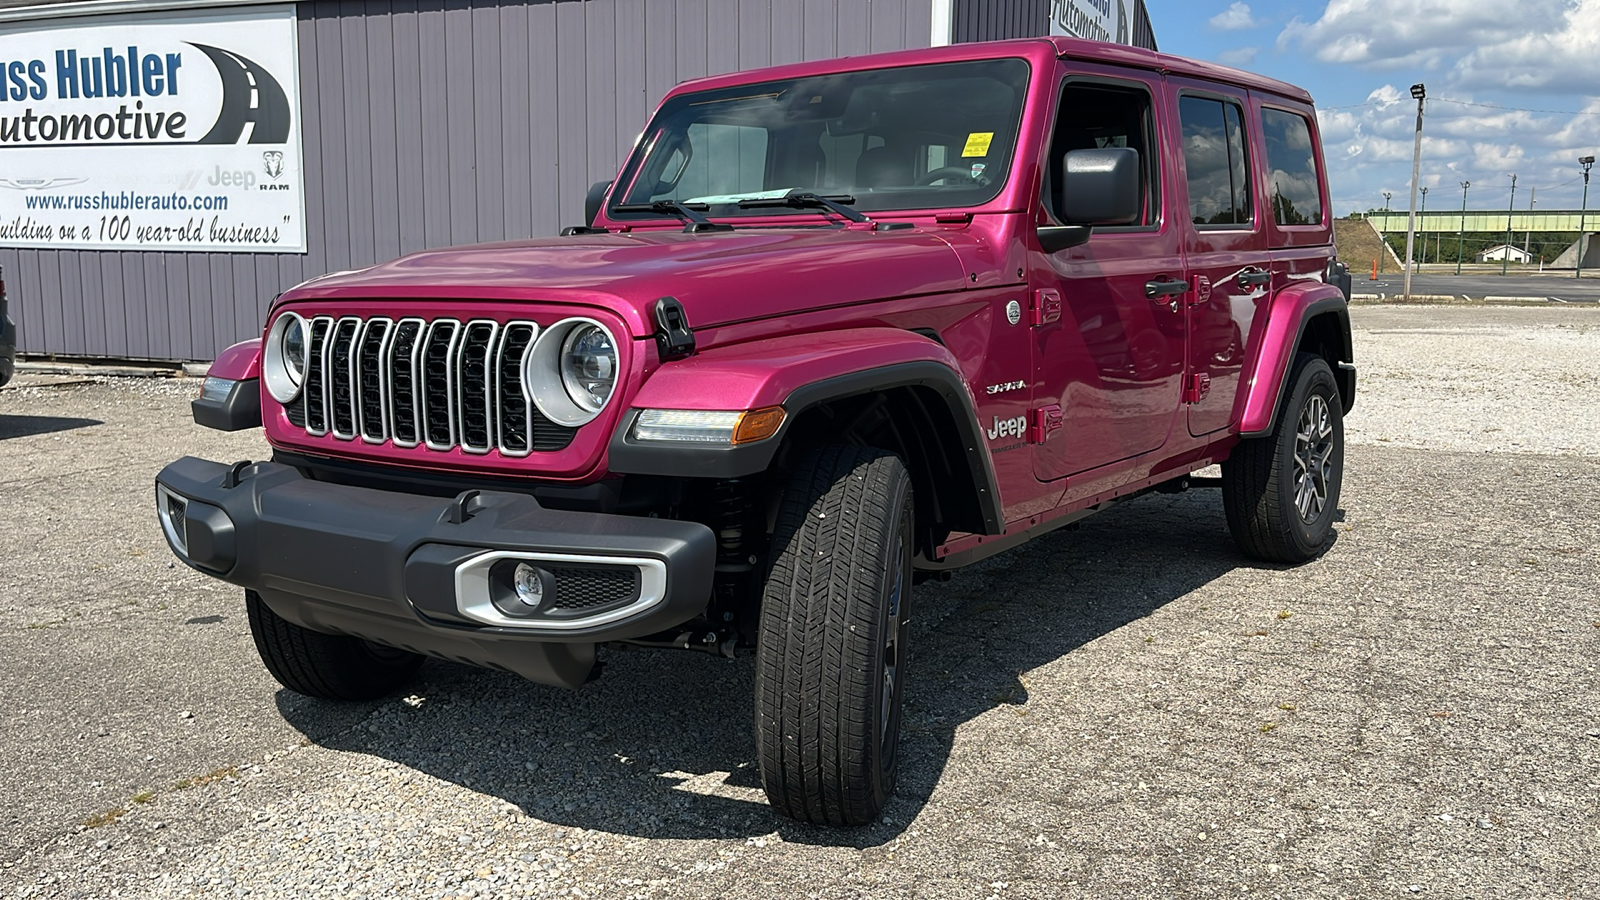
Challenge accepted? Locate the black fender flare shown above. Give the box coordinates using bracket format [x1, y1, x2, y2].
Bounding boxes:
[607, 360, 1004, 535]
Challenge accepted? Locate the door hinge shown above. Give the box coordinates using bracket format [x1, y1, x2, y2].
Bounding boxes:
[1182, 373, 1212, 404]
[1188, 275, 1212, 307]
[1030, 288, 1062, 327]
[1029, 404, 1063, 443]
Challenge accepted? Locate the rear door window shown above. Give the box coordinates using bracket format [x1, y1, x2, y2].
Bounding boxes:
[1178, 95, 1253, 228]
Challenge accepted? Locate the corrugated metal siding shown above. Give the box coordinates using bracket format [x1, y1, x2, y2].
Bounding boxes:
[1132, 0, 1155, 50]
[953, 0, 1156, 49]
[950, 0, 1048, 42]
[2, 0, 933, 362]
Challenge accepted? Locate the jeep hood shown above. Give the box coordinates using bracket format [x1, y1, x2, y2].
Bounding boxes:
[283, 228, 973, 335]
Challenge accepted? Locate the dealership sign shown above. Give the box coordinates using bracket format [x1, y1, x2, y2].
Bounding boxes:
[0, 5, 305, 252]
[1049, 0, 1131, 45]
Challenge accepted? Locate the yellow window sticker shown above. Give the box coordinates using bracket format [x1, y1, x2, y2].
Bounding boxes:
[962, 132, 994, 157]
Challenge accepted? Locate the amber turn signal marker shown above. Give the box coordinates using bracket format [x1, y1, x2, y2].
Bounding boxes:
[732, 406, 786, 444]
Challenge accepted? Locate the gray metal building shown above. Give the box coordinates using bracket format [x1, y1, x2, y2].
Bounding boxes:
[0, 0, 1155, 363]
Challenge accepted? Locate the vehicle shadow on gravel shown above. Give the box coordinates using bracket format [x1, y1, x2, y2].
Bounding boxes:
[0, 414, 102, 440]
[282, 489, 1327, 849]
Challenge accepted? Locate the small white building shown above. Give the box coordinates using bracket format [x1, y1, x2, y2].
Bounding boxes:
[1477, 244, 1534, 264]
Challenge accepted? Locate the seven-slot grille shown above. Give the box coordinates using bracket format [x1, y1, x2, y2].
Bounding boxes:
[284, 316, 577, 455]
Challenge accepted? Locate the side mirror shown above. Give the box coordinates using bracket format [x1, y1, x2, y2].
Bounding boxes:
[1037, 147, 1141, 253]
[585, 180, 614, 227]
[1061, 147, 1141, 225]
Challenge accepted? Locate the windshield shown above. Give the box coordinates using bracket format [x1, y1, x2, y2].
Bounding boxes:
[612, 58, 1031, 219]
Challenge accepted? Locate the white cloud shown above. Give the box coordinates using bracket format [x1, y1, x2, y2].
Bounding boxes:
[1453, 1, 1600, 92]
[1209, 2, 1260, 30]
[1311, 81, 1594, 215]
[1279, 0, 1600, 92]
[1217, 47, 1259, 66]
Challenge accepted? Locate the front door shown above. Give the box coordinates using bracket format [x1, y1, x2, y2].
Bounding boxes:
[1171, 83, 1270, 436]
[1031, 71, 1186, 483]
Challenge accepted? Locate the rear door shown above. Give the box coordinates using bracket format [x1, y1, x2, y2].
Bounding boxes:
[1171, 82, 1270, 437]
[1030, 66, 1186, 483]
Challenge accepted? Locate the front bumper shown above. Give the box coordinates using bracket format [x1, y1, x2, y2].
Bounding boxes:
[155, 457, 716, 688]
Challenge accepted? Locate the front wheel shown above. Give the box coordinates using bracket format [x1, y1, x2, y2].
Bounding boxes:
[246, 591, 423, 700]
[1222, 353, 1345, 563]
[754, 446, 914, 826]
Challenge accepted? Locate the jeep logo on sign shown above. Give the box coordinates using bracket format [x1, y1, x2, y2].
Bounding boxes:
[987, 415, 1026, 441]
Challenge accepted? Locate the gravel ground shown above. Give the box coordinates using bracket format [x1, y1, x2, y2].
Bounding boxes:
[1346, 305, 1600, 455]
[1, 305, 1597, 899]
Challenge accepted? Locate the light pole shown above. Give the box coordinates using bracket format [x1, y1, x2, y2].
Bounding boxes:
[1456, 181, 1469, 275]
[1419, 186, 1429, 265]
[1380, 191, 1393, 274]
[1502, 174, 1517, 277]
[1578, 155, 1595, 278]
[1402, 83, 1426, 300]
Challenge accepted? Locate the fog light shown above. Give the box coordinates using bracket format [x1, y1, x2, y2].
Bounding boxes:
[513, 563, 546, 608]
[491, 561, 554, 619]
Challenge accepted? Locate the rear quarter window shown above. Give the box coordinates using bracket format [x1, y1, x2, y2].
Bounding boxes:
[1261, 108, 1323, 226]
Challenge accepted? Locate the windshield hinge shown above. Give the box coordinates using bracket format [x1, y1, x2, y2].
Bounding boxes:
[934, 212, 972, 224]
[653, 297, 696, 361]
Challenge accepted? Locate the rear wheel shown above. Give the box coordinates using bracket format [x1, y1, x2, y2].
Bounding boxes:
[755, 446, 913, 826]
[245, 591, 423, 700]
[1222, 353, 1345, 563]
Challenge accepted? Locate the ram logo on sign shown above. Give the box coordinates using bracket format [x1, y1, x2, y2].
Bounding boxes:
[0, 6, 305, 252]
[1049, 0, 1131, 46]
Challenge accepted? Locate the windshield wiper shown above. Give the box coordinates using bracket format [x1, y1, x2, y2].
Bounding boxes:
[737, 191, 870, 224]
[613, 200, 733, 233]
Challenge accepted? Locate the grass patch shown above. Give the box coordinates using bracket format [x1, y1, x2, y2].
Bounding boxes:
[174, 766, 237, 790]
[81, 808, 126, 829]
[131, 791, 154, 804]
[1259, 722, 1278, 734]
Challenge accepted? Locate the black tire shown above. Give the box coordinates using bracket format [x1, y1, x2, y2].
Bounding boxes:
[755, 445, 914, 826]
[1222, 353, 1345, 563]
[245, 591, 423, 700]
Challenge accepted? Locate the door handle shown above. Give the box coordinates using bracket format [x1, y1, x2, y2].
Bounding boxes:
[1145, 278, 1189, 299]
[1238, 268, 1272, 289]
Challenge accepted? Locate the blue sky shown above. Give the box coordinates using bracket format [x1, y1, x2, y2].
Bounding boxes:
[1145, 0, 1600, 217]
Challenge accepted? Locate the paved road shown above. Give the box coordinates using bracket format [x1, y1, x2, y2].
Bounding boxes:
[1362, 271, 1600, 302]
[1, 307, 1597, 898]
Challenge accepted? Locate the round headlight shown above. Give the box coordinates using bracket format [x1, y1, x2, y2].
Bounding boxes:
[263, 311, 308, 404]
[283, 317, 305, 380]
[560, 324, 616, 412]
[525, 318, 619, 427]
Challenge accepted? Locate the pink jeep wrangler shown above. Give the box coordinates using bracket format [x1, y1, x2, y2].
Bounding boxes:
[158, 37, 1353, 826]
